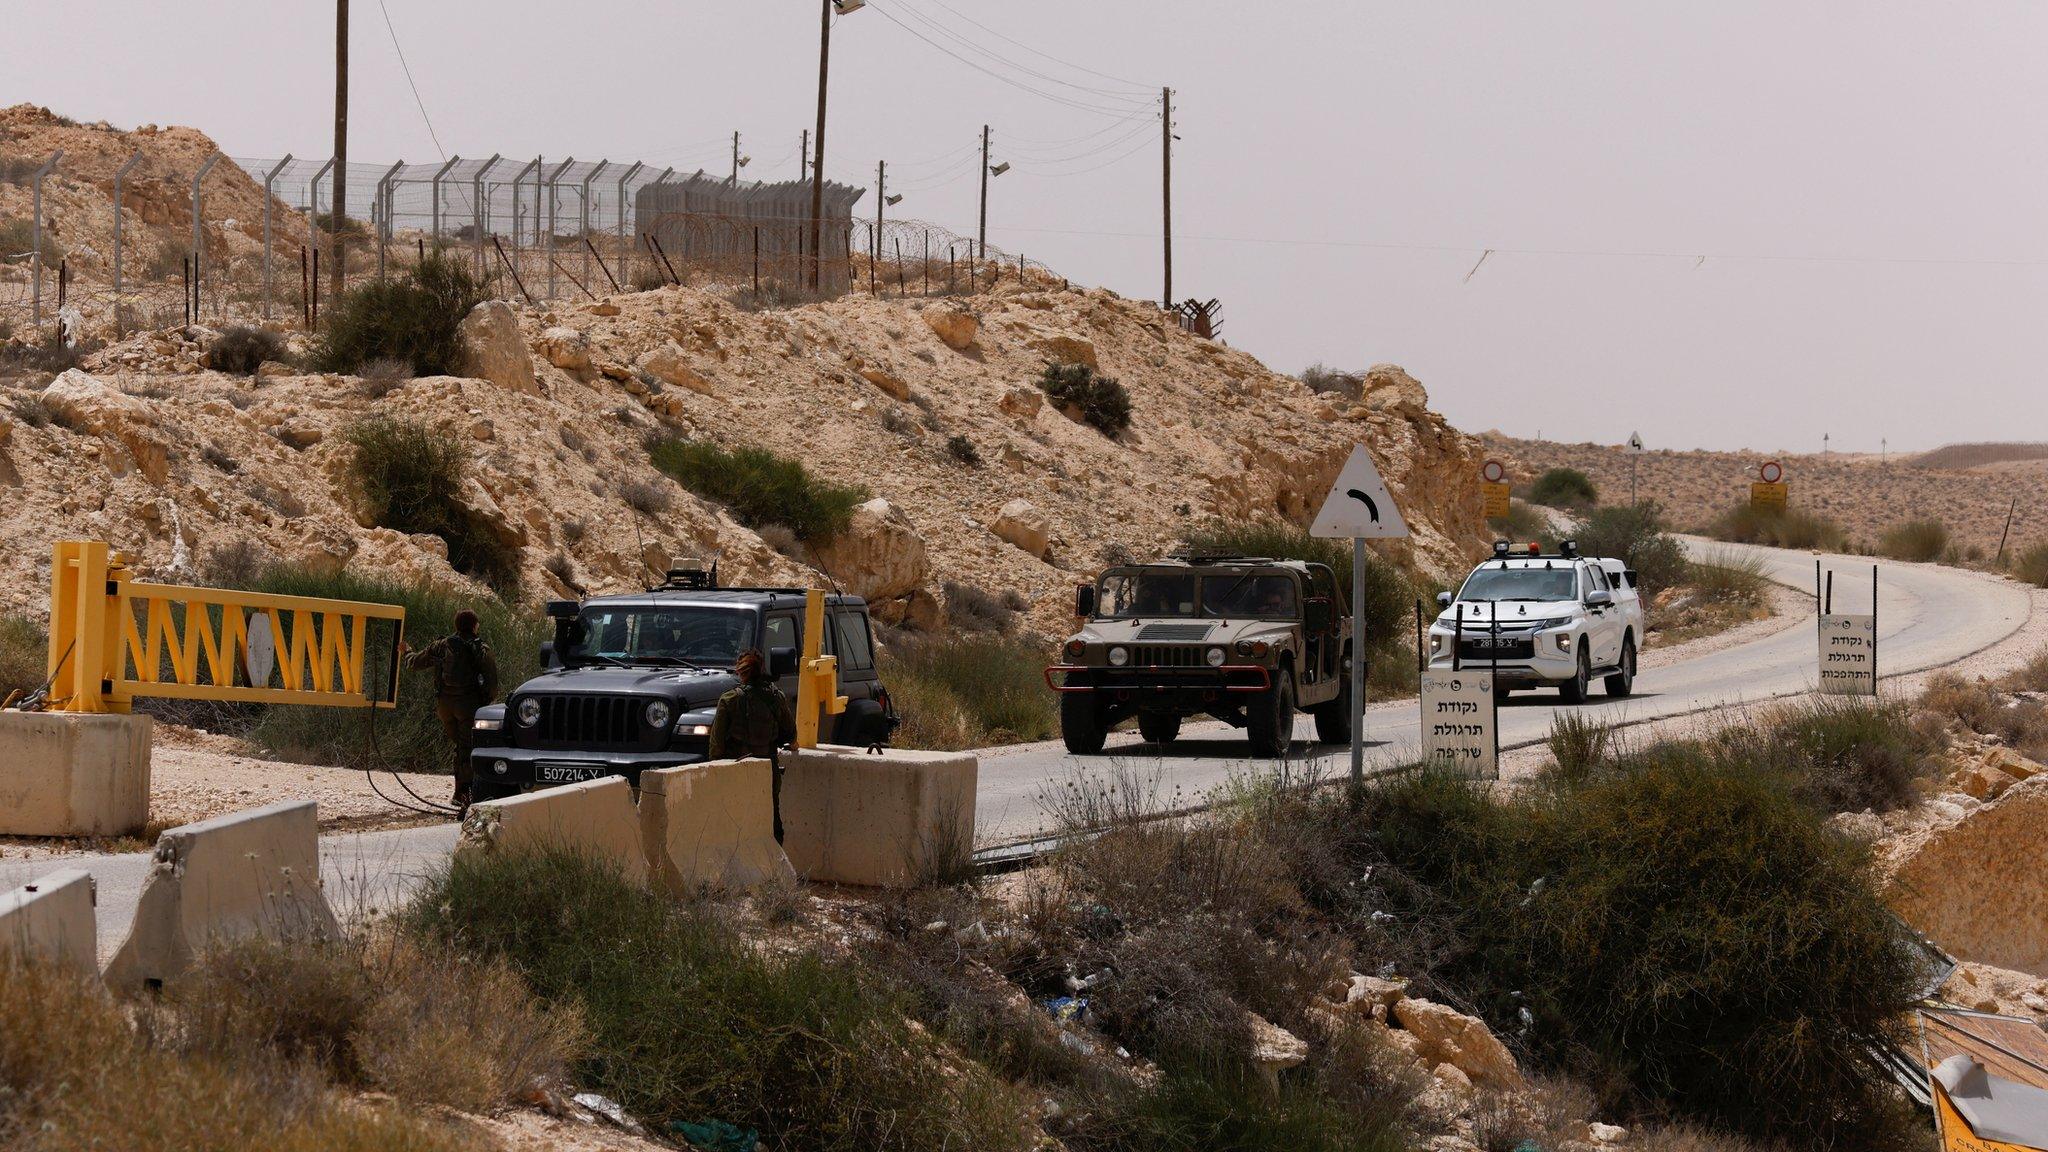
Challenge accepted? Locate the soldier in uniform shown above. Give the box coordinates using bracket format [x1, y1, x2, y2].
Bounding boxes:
[709, 648, 797, 841]
[401, 609, 500, 810]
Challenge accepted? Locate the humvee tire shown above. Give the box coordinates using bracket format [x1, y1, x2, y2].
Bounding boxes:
[1310, 679, 1351, 744]
[1061, 692, 1108, 755]
[1138, 712, 1182, 745]
[1246, 672, 1296, 759]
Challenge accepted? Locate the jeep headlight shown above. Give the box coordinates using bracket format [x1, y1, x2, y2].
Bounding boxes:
[1206, 647, 1226, 667]
[473, 714, 503, 732]
[516, 698, 541, 727]
[645, 700, 672, 730]
[674, 714, 713, 737]
[1107, 645, 1129, 667]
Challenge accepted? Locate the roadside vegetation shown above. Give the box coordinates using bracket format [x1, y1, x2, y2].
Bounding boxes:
[648, 436, 869, 545]
[1558, 503, 1771, 647]
[1700, 501, 1848, 551]
[1877, 518, 1949, 563]
[883, 631, 1057, 750]
[1525, 466, 1597, 510]
[2010, 541, 2048, 587]
[344, 414, 522, 593]
[1037, 360, 1133, 438]
[1484, 498, 1556, 551]
[0, 610, 48, 702]
[314, 250, 490, 376]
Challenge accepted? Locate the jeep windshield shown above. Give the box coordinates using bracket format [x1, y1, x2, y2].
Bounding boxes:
[567, 606, 755, 667]
[1097, 571, 1297, 619]
[1457, 567, 1577, 603]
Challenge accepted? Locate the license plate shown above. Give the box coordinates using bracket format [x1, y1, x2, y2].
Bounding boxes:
[535, 761, 610, 784]
[1470, 637, 1515, 648]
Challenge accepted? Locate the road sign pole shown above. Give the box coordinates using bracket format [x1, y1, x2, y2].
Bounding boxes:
[1350, 536, 1365, 786]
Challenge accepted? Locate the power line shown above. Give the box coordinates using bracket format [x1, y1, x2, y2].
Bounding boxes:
[914, 0, 1156, 93]
[883, 0, 1155, 105]
[861, 0, 1150, 118]
[1001, 112, 1153, 153]
[1011, 119, 1154, 167]
[375, 0, 445, 161]
[1015, 131, 1157, 178]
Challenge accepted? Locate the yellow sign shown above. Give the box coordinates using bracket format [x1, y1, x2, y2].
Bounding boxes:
[1482, 482, 1512, 519]
[1935, 1081, 2043, 1152]
[1751, 481, 1789, 511]
[45, 541, 405, 714]
[793, 589, 848, 749]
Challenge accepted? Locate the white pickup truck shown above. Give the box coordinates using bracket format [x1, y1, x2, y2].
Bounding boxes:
[1425, 541, 1645, 702]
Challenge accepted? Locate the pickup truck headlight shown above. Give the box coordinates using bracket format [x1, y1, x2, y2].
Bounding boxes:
[1556, 634, 1574, 652]
[644, 700, 672, 730]
[1107, 645, 1129, 667]
[516, 698, 541, 727]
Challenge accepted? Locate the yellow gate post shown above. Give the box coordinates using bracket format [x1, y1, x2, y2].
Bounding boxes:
[794, 589, 847, 748]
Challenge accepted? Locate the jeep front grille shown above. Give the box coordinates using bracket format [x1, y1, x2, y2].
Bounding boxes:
[532, 694, 642, 748]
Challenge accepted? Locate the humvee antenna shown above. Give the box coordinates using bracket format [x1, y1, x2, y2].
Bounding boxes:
[627, 506, 658, 592]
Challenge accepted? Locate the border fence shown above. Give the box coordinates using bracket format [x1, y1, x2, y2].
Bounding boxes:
[1, 143, 1072, 343]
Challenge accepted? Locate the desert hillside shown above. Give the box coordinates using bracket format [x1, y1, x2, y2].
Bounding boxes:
[1488, 434, 2042, 557]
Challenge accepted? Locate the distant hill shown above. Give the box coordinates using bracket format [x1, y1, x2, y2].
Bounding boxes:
[1908, 443, 2048, 471]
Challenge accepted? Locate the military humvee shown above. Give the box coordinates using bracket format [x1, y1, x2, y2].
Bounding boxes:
[1046, 555, 1353, 757]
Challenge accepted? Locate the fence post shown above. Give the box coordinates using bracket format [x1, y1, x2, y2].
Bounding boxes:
[374, 160, 404, 282]
[30, 150, 61, 328]
[579, 161, 608, 291]
[544, 157, 576, 300]
[427, 155, 460, 252]
[307, 157, 335, 299]
[112, 150, 141, 301]
[300, 246, 310, 327]
[508, 157, 540, 298]
[613, 160, 644, 290]
[753, 227, 761, 293]
[471, 154, 501, 279]
[189, 153, 221, 323]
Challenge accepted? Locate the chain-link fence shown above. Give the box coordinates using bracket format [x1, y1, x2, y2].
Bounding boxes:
[1, 141, 1070, 345]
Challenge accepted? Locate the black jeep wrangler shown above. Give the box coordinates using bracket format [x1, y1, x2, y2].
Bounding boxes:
[468, 567, 898, 803]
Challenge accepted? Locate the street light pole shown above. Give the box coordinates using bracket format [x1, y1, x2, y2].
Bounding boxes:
[978, 124, 990, 259]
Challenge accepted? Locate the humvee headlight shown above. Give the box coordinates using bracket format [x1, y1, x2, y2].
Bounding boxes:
[1063, 639, 1086, 660]
[1234, 640, 1270, 658]
[645, 701, 673, 730]
[516, 698, 541, 727]
[1205, 647, 1226, 667]
[1107, 646, 1129, 667]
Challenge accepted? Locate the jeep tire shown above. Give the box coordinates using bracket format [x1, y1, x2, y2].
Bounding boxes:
[1138, 711, 1182, 745]
[1061, 692, 1109, 755]
[1604, 634, 1636, 698]
[1558, 646, 1592, 704]
[1309, 675, 1352, 744]
[1247, 670, 1297, 758]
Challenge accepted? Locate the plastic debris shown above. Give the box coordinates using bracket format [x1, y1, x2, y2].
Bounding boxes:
[1043, 996, 1089, 1024]
[572, 1092, 648, 1136]
[669, 1118, 761, 1152]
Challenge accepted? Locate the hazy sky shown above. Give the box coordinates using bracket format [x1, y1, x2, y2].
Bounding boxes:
[9, 2, 2043, 452]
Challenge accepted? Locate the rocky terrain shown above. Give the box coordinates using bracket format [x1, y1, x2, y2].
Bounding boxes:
[1488, 434, 2042, 557]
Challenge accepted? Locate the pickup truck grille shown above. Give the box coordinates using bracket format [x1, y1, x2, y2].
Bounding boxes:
[532, 694, 643, 748]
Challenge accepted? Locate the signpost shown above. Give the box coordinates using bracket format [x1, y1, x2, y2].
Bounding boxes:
[1480, 459, 1511, 519]
[1816, 563, 1878, 696]
[1310, 445, 1412, 785]
[1421, 668, 1499, 778]
[1627, 431, 1644, 506]
[1751, 459, 1788, 511]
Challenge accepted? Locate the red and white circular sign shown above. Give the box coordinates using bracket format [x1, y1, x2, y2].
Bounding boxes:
[1481, 459, 1507, 483]
[1759, 460, 1784, 484]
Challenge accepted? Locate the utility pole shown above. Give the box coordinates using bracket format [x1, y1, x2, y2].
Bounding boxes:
[875, 160, 886, 266]
[730, 131, 741, 185]
[808, 0, 833, 290]
[1161, 86, 1173, 308]
[800, 128, 810, 182]
[331, 0, 349, 302]
[978, 124, 990, 259]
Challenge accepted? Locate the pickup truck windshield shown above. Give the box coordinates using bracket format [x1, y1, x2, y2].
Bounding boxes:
[570, 606, 754, 666]
[1458, 567, 1577, 602]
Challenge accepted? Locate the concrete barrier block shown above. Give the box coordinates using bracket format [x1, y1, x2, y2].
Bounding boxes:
[103, 800, 339, 993]
[0, 711, 151, 837]
[461, 776, 647, 885]
[0, 869, 98, 978]
[782, 745, 977, 888]
[639, 759, 795, 894]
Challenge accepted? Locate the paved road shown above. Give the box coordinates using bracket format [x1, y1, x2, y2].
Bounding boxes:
[5, 538, 2031, 959]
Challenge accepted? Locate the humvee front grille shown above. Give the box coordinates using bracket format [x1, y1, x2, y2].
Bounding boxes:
[533, 694, 642, 748]
[1132, 644, 1207, 668]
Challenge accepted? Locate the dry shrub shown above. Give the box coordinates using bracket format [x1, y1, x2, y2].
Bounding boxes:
[882, 631, 1054, 750]
[2003, 650, 2048, 694]
[1637, 1125, 1789, 1152]
[356, 357, 412, 398]
[943, 580, 1018, 632]
[11, 392, 52, 427]
[1918, 671, 2048, 760]
[620, 478, 672, 515]
[209, 324, 288, 375]
[2012, 542, 2048, 587]
[1878, 518, 1949, 563]
[0, 611, 48, 701]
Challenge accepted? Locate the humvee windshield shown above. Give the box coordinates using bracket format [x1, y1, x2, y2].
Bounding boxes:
[1097, 570, 1298, 619]
[569, 606, 755, 666]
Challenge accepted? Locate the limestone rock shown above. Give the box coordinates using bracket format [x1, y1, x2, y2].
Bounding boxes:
[1828, 810, 1885, 843]
[454, 478, 528, 549]
[991, 498, 1052, 560]
[1247, 1013, 1307, 1092]
[997, 386, 1043, 419]
[1341, 973, 1410, 1012]
[1023, 326, 1098, 370]
[812, 498, 929, 602]
[42, 368, 171, 483]
[1362, 364, 1428, 413]
[538, 326, 593, 375]
[1954, 761, 2020, 801]
[588, 302, 622, 317]
[456, 301, 539, 394]
[1390, 997, 1521, 1090]
[1589, 1122, 1629, 1145]
[859, 365, 911, 401]
[923, 304, 979, 350]
[637, 341, 717, 396]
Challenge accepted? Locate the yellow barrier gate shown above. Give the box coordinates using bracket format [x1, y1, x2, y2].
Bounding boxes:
[44, 541, 407, 714]
[794, 589, 847, 748]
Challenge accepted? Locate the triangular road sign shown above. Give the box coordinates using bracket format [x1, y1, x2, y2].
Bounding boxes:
[1310, 445, 1411, 539]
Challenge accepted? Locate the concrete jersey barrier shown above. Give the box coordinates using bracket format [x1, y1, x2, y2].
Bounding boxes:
[103, 800, 339, 993]
[461, 775, 647, 885]
[0, 869, 99, 978]
[0, 712, 151, 837]
[639, 758, 794, 894]
[782, 745, 977, 888]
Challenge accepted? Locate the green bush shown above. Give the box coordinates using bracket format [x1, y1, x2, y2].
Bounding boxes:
[1877, 518, 1949, 563]
[1716, 694, 1930, 814]
[405, 849, 1032, 1152]
[1684, 547, 1768, 606]
[1486, 499, 1556, 551]
[208, 325, 288, 376]
[1527, 467, 1597, 509]
[2011, 542, 2048, 586]
[0, 217, 63, 268]
[1038, 360, 1132, 438]
[648, 437, 868, 544]
[314, 251, 488, 376]
[1354, 758, 1924, 1146]
[1702, 503, 1847, 552]
[1574, 502, 1688, 597]
[343, 416, 519, 592]
[243, 568, 545, 774]
[883, 633, 1055, 750]
[0, 612, 47, 702]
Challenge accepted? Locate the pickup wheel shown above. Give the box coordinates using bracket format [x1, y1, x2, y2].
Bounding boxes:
[1604, 634, 1636, 698]
[1246, 670, 1297, 758]
[1060, 692, 1109, 755]
[1138, 712, 1182, 745]
[1310, 675, 1352, 743]
[1558, 646, 1592, 704]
